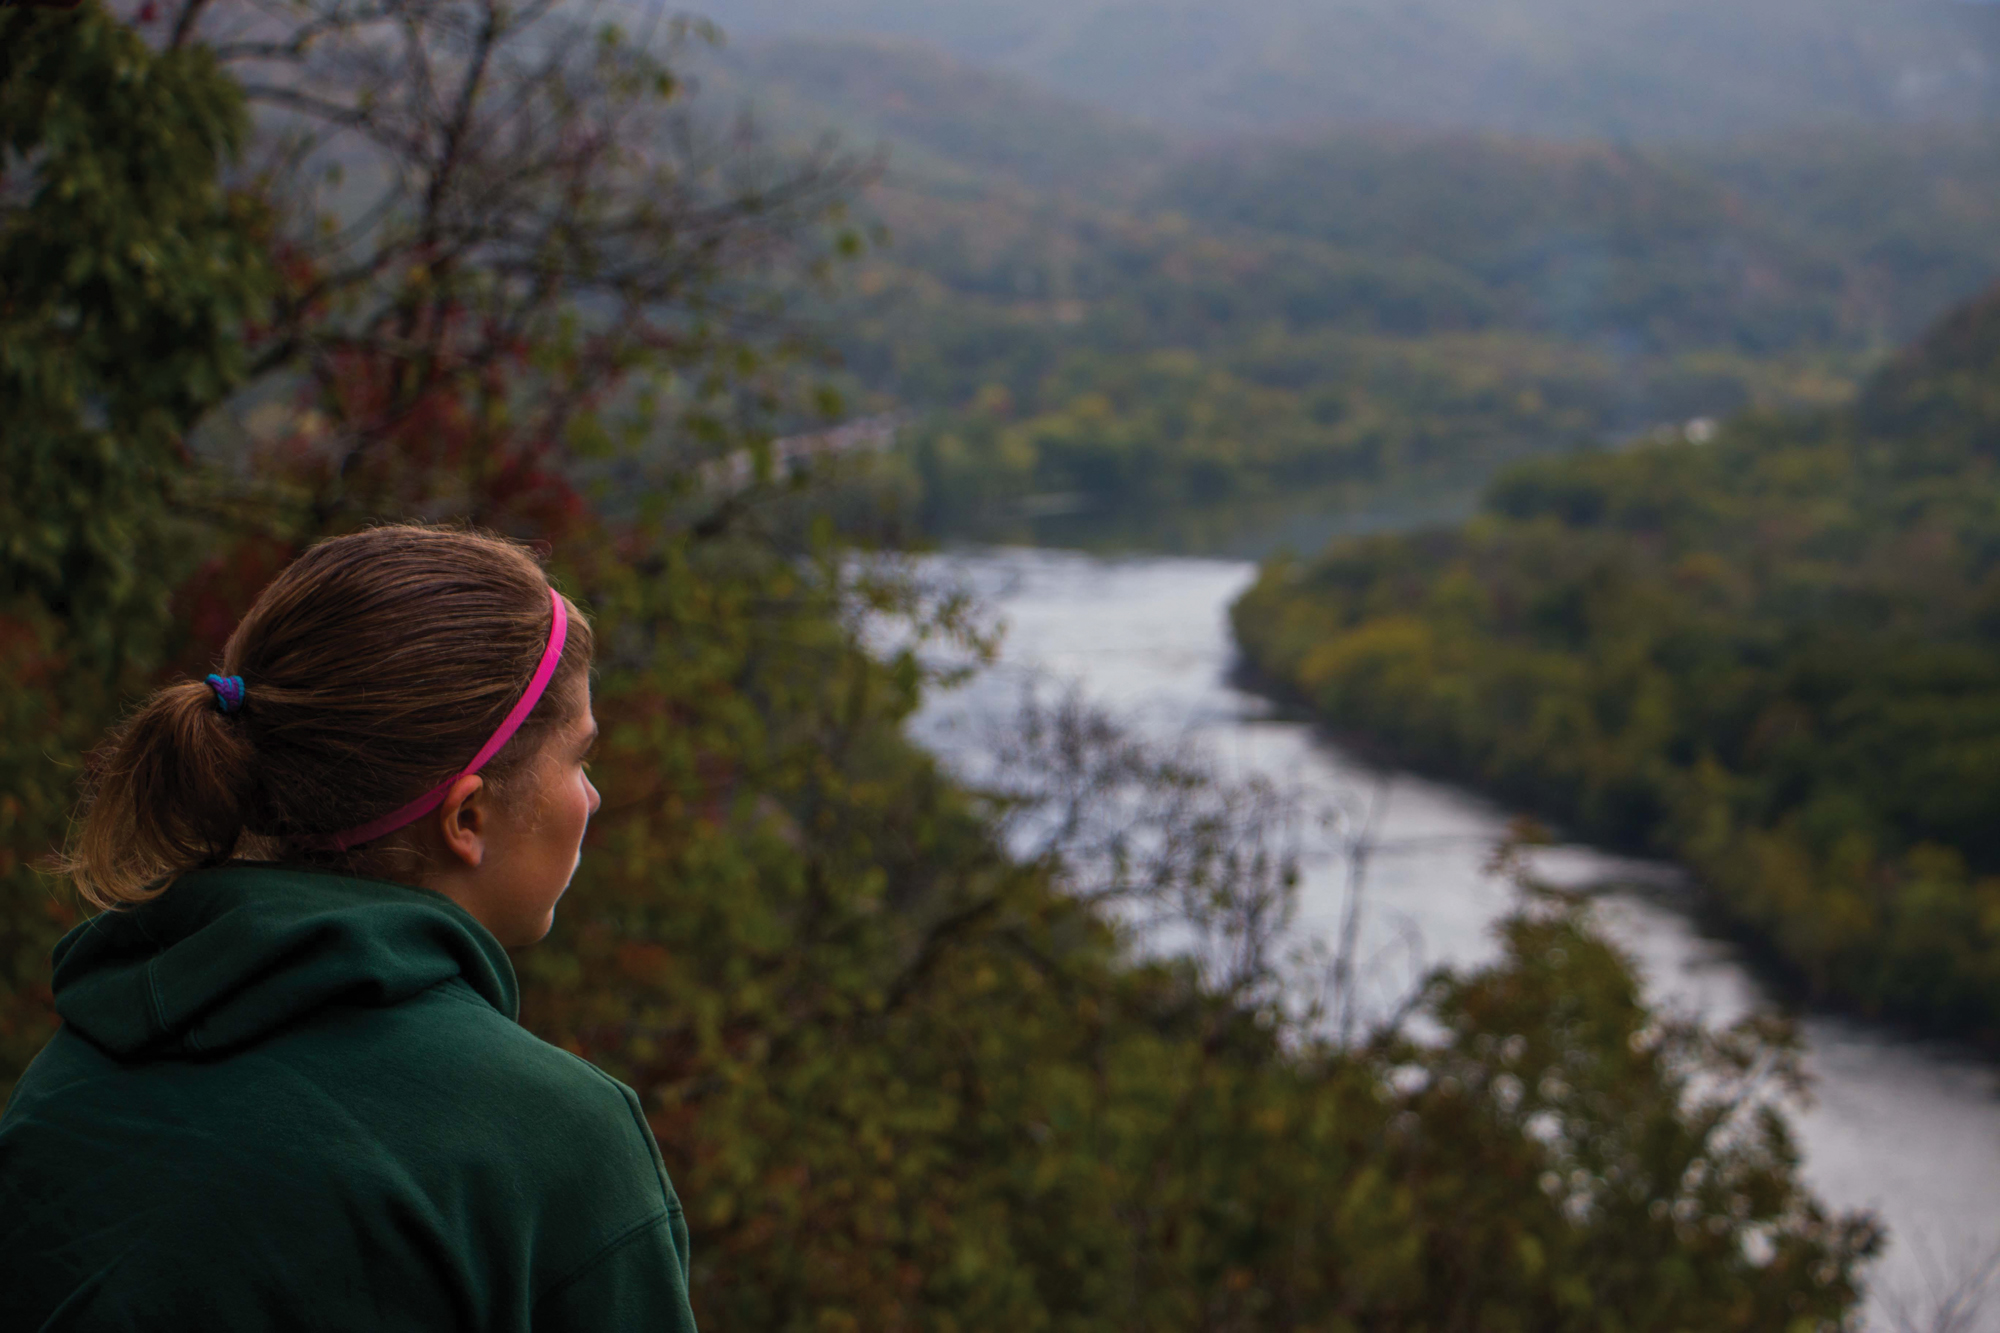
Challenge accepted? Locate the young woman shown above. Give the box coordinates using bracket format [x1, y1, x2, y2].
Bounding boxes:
[0, 525, 699, 1332]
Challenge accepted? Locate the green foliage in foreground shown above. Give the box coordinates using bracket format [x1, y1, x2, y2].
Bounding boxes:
[0, 5, 1874, 1325]
[536, 654, 1879, 1330]
[0, 0, 270, 1082]
[1234, 283, 2000, 1041]
[0, 4, 270, 647]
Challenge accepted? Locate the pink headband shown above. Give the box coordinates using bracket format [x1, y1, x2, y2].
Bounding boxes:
[315, 587, 569, 851]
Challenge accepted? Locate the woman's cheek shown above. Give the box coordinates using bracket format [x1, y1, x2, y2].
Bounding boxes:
[571, 770, 595, 836]
[565, 770, 595, 869]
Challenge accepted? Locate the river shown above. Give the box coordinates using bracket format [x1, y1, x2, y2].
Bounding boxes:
[907, 547, 2000, 1333]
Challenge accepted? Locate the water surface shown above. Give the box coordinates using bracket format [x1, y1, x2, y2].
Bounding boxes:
[909, 547, 2000, 1332]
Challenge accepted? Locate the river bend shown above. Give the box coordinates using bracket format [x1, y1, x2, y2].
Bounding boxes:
[907, 548, 2000, 1333]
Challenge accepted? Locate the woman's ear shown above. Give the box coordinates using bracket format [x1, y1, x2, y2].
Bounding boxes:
[433, 773, 488, 868]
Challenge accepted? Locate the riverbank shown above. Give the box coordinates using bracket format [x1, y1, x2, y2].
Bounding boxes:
[1223, 645, 2000, 1060]
[1228, 287, 2000, 1051]
[911, 546, 2000, 1333]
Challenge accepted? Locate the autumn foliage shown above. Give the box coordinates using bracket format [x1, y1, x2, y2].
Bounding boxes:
[0, 3, 1877, 1327]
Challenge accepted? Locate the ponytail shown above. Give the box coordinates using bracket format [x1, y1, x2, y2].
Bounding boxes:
[58, 524, 593, 912]
[66, 679, 256, 910]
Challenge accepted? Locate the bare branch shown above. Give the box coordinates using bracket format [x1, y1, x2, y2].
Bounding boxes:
[172, 0, 876, 522]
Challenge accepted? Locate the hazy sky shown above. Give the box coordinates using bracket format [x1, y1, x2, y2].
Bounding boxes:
[689, 0, 2000, 140]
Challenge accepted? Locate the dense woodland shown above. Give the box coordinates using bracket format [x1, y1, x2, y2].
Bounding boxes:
[1234, 284, 2000, 1043]
[0, 2, 1884, 1326]
[696, 38, 2000, 550]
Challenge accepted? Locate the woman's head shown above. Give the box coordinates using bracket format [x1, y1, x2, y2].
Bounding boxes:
[68, 525, 598, 938]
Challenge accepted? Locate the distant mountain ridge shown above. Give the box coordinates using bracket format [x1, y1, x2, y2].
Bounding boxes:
[1148, 125, 2000, 351]
[678, 32, 2000, 549]
[701, 36, 1167, 192]
[691, 33, 2000, 360]
[687, 0, 2000, 141]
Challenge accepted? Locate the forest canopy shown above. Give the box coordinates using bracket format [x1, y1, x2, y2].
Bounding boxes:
[1234, 281, 2000, 1042]
[0, 1, 1883, 1327]
[692, 38, 2000, 550]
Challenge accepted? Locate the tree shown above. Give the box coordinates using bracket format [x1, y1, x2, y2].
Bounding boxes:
[1, 0, 269, 643]
[173, 0, 871, 532]
[0, 0, 271, 1093]
[0, 4, 1880, 1325]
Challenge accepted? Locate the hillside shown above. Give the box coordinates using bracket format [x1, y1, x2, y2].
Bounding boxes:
[677, 37, 2000, 548]
[687, 0, 2000, 140]
[1231, 284, 2000, 1039]
[1684, 124, 2000, 339]
[0, 8, 1881, 1324]
[1153, 127, 2000, 352]
[700, 35, 1169, 194]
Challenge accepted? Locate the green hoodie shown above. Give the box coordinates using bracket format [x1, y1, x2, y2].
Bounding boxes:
[0, 865, 700, 1332]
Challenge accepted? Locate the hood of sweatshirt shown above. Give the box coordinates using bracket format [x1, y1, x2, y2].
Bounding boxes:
[51, 864, 518, 1058]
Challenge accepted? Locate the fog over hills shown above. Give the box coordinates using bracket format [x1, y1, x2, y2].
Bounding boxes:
[663, 27, 2000, 551]
[686, 0, 2000, 140]
[695, 36, 1170, 192]
[693, 35, 2000, 356]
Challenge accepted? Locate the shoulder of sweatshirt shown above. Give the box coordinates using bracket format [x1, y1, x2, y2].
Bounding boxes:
[7, 974, 679, 1248]
[386, 972, 676, 1208]
[333, 977, 679, 1217]
[0, 976, 687, 1329]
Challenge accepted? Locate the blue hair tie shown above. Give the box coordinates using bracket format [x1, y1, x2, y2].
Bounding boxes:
[205, 674, 246, 715]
